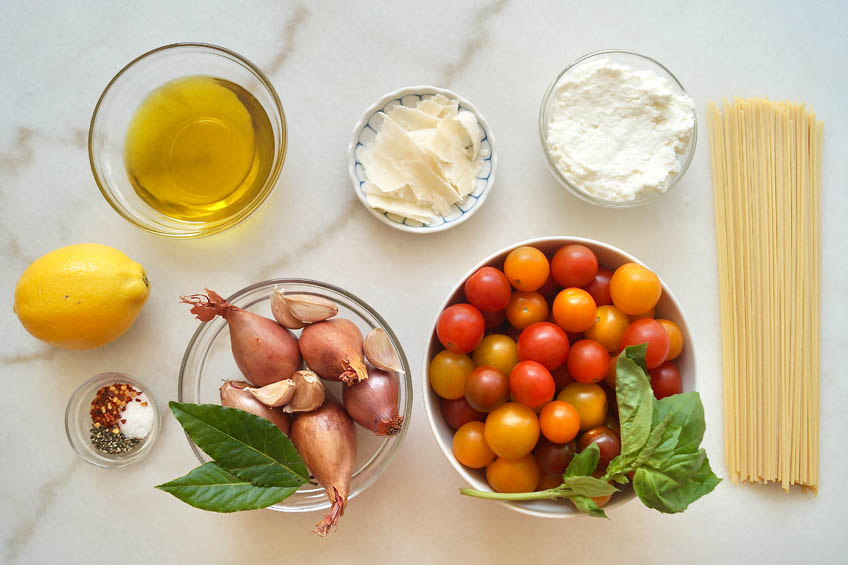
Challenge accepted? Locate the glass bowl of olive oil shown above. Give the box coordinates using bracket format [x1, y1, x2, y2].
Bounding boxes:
[89, 43, 286, 238]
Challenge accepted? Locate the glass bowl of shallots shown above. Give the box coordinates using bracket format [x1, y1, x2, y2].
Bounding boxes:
[177, 279, 412, 521]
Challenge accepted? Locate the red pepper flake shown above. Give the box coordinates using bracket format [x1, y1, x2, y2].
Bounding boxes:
[90, 382, 142, 428]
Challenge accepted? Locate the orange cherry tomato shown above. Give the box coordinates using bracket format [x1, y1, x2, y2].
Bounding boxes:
[628, 308, 655, 323]
[539, 400, 581, 443]
[452, 421, 495, 468]
[557, 383, 608, 430]
[484, 402, 540, 459]
[610, 263, 662, 316]
[656, 318, 684, 360]
[506, 291, 549, 330]
[486, 455, 541, 493]
[552, 288, 597, 333]
[585, 305, 630, 352]
[504, 246, 550, 292]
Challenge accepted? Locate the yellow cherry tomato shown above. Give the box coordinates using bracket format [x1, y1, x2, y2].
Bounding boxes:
[557, 383, 607, 431]
[610, 263, 662, 316]
[486, 455, 541, 493]
[484, 402, 540, 459]
[429, 349, 474, 399]
[585, 305, 630, 352]
[452, 421, 495, 468]
[472, 334, 519, 376]
[656, 319, 684, 360]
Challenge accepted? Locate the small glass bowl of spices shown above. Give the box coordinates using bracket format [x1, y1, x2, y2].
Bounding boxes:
[65, 373, 160, 468]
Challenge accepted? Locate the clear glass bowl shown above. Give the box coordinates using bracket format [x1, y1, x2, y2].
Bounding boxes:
[539, 50, 697, 207]
[65, 373, 160, 469]
[178, 279, 413, 513]
[89, 43, 287, 238]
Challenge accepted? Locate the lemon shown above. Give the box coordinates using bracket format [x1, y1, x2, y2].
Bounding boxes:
[13, 243, 150, 350]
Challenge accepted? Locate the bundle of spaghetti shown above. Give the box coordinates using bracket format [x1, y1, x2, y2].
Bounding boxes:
[707, 98, 821, 491]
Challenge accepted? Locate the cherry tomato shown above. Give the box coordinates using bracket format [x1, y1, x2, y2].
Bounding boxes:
[517, 322, 570, 371]
[551, 244, 598, 288]
[440, 396, 484, 430]
[472, 334, 519, 376]
[482, 309, 506, 331]
[464, 267, 512, 312]
[628, 308, 655, 322]
[452, 421, 495, 468]
[566, 339, 611, 384]
[464, 365, 509, 412]
[436, 304, 484, 354]
[504, 246, 550, 292]
[506, 291, 549, 330]
[486, 455, 541, 493]
[429, 350, 474, 399]
[484, 402, 540, 459]
[578, 426, 621, 473]
[610, 263, 662, 316]
[540, 400, 581, 443]
[571, 492, 613, 510]
[552, 288, 597, 333]
[605, 352, 621, 389]
[620, 318, 670, 369]
[509, 361, 555, 409]
[537, 272, 561, 299]
[585, 305, 629, 352]
[551, 364, 574, 392]
[649, 361, 683, 399]
[537, 474, 563, 490]
[585, 267, 613, 307]
[557, 383, 607, 430]
[534, 438, 576, 476]
[656, 319, 684, 361]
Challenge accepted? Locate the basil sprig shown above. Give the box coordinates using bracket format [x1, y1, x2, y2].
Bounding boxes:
[156, 402, 308, 512]
[460, 344, 721, 518]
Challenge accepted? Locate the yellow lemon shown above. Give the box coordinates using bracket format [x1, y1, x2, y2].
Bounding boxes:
[13, 243, 150, 350]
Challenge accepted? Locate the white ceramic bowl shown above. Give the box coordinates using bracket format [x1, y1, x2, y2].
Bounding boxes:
[348, 85, 496, 233]
[422, 236, 697, 518]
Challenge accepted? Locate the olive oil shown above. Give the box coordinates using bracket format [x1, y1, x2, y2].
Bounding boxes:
[125, 76, 274, 223]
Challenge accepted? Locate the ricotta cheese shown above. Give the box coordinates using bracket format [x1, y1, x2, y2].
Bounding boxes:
[360, 94, 483, 222]
[546, 58, 695, 203]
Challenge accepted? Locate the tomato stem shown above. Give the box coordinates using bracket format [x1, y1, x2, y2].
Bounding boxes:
[459, 487, 571, 501]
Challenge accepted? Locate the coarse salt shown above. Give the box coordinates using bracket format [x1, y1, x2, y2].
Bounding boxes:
[119, 393, 155, 439]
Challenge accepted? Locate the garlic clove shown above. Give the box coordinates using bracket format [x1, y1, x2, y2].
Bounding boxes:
[284, 370, 325, 413]
[284, 294, 339, 324]
[363, 328, 402, 373]
[271, 287, 305, 329]
[220, 381, 291, 435]
[246, 379, 296, 407]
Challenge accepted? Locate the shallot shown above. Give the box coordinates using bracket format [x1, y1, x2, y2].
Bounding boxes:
[290, 400, 357, 536]
[343, 367, 403, 435]
[299, 319, 368, 385]
[181, 290, 301, 386]
[220, 380, 291, 435]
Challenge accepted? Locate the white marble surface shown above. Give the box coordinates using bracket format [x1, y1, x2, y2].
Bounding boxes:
[1, 1, 846, 563]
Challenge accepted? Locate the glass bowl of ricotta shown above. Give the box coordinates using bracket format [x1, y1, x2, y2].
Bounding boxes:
[539, 50, 697, 207]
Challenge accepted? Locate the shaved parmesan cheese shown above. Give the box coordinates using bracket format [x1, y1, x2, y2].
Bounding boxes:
[360, 94, 484, 224]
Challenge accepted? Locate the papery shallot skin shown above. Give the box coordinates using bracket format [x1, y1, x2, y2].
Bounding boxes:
[298, 319, 368, 385]
[181, 290, 301, 386]
[290, 400, 357, 536]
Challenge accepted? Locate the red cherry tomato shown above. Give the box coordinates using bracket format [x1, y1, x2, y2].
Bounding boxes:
[551, 364, 574, 392]
[648, 361, 683, 399]
[551, 244, 599, 288]
[439, 396, 484, 430]
[537, 272, 561, 299]
[517, 322, 570, 371]
[509, 361, 555, 409]
[437, 304, 485, 354]
[620, 318, 670, 369]
[482, 309, 506, 331]
[464, 267, 512, 312]
[566, 339, 611, 384]
[585, 267, 613, 307]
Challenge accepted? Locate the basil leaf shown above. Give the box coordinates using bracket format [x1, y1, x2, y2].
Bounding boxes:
[565, 442, 600, 477]
[654, 392, 706, 454]
[634, 412, 680, 468]
[169, 402, 308, 488]
[156, 463, 297, 512]
[570, 496, 607, 518]
[563, 476, 618, 498]
[615, 345, 655, 462]
[632, 449, 721, 513]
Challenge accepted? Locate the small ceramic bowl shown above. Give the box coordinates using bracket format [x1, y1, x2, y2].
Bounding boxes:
[65, 373, 160, 469]
[349, 85, 496, 233]
[423, 236, 697, 518]
[539, 50, 697, 207]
